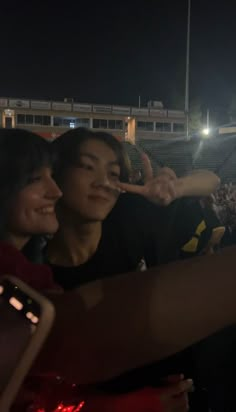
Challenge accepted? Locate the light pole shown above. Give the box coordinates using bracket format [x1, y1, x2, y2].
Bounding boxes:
[185, 0, 191, 139]
[206, 108, 210, 130]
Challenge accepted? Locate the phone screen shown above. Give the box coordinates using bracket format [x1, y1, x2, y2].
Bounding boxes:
[0, 280, 40, 394]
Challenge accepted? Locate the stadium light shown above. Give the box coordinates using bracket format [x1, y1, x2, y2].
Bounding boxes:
[202, 128, 210, 137]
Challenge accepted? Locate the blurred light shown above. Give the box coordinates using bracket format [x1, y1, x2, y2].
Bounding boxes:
[31, 315, 39, 324]
[26, 311, 33, 320]
[9, 297, 23, 311]
[26, 311, 39, 324]
[69, 122, 75, 128]
[4, 109, 13, 116]
[202, 128, 210, 136]
[0, 285, 4, 295]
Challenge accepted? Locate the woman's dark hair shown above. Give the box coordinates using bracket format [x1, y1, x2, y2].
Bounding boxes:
[52, 127, 131, 184]
[0, 128, 53, 239]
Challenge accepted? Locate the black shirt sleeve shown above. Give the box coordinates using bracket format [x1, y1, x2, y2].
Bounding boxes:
[111, 194, 219, 266]
[149, 197, 220, 263]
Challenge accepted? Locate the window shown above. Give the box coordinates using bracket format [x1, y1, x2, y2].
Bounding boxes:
[108, 120, 123, 130]
[114, 120, 123, 130]
[17, 114, 25, 124]
[53, 117, 63, 126]
[155, 122, 171, 132]
[93, 119, 100, 128]
[17, 114, 51, 126]
[108, 120, 116, 129]
[75, 118, 89, 128]
[62, 118, 73, 127]
[100, 119, 108, 129]
[137, 121, 154, 131]
[53, 117, 88, 127]
[93, 119, 108, 129]
[65, 118, 75, 127]
[93, 119, 123, 130]
[137, 121, 145, 130]
[35, 115, 51, 126]
[35, 115, 42, 125]
[173, 123, 185, 133]
[25, 115, 34, 124]
[53, 117, 90, 128]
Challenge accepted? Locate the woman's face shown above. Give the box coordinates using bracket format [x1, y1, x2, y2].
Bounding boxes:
[8, 167, 62, 236]
[61, 139, 121, 222]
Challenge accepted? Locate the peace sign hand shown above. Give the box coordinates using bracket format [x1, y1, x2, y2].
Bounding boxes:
[117, 153, 180, 206]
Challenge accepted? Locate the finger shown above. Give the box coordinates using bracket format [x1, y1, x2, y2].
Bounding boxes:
[161, 181, 177, 202]
[158, 167, 177, 180]
[163, 374, 185, 384]
[151, 182, 176, 206]
[155, 173, 177, 183]
[141, 152, 153, 182]
[152, 174, 175, 187]
[117, 181, 147, 196]
[157, 181, 177, 205]
[174, 379, 193, 395]
[158, 379, 193, 398]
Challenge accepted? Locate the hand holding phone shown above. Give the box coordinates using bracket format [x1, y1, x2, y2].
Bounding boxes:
[0, 276, 55, 411]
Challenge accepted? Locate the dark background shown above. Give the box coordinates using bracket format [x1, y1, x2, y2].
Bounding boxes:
[1, 0, 235, 111]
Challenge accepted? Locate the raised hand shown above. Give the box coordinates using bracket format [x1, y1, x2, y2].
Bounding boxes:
[117, 153, 180, 206]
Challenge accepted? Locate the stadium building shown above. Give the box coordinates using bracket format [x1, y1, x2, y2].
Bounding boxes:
[0, 97, 186, 142]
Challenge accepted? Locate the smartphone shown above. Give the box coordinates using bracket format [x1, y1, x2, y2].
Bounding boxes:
[0, 275, 55, 411]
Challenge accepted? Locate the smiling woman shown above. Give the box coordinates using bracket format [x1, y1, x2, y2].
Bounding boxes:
[0, 128, 62, 290]
[0, 128, 62, 250]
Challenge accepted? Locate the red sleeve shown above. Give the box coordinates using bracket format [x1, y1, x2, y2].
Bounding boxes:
[0, 242, 58, 291]
[81, 387, 162, 412]
[13, 378, 163, 412]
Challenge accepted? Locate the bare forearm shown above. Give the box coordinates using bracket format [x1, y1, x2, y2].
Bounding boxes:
[34, 246, 236, 384]
[177, 170, 220, 198]
[33, 276, 151, 383]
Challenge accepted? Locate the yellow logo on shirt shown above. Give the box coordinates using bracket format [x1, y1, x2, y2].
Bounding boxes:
[181, 220, 206, 253]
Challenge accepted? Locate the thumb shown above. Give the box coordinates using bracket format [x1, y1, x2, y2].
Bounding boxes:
[116, 181, 146, 196]
[158, 167, 177, 180]
[158, 379, 193, 398]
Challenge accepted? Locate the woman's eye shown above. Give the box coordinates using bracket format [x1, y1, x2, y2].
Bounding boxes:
[77, 160, 94, 171]
[81, 163, 94, 171]
[28, 176, 41, 184]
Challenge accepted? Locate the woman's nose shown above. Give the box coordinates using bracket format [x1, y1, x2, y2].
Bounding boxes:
[47, 178, 63, 199]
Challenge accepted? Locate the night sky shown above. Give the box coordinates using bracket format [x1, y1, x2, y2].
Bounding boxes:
[1, 1, 236, 111]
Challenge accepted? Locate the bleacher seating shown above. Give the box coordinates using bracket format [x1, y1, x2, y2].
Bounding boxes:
[123, 134, 236, 184]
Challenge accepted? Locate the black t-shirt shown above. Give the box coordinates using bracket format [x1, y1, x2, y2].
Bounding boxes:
[51, 194, 215, 290]
[49, 194, 218, 395]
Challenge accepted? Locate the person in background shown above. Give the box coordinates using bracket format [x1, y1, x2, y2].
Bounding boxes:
[211, 183, 236, 246]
